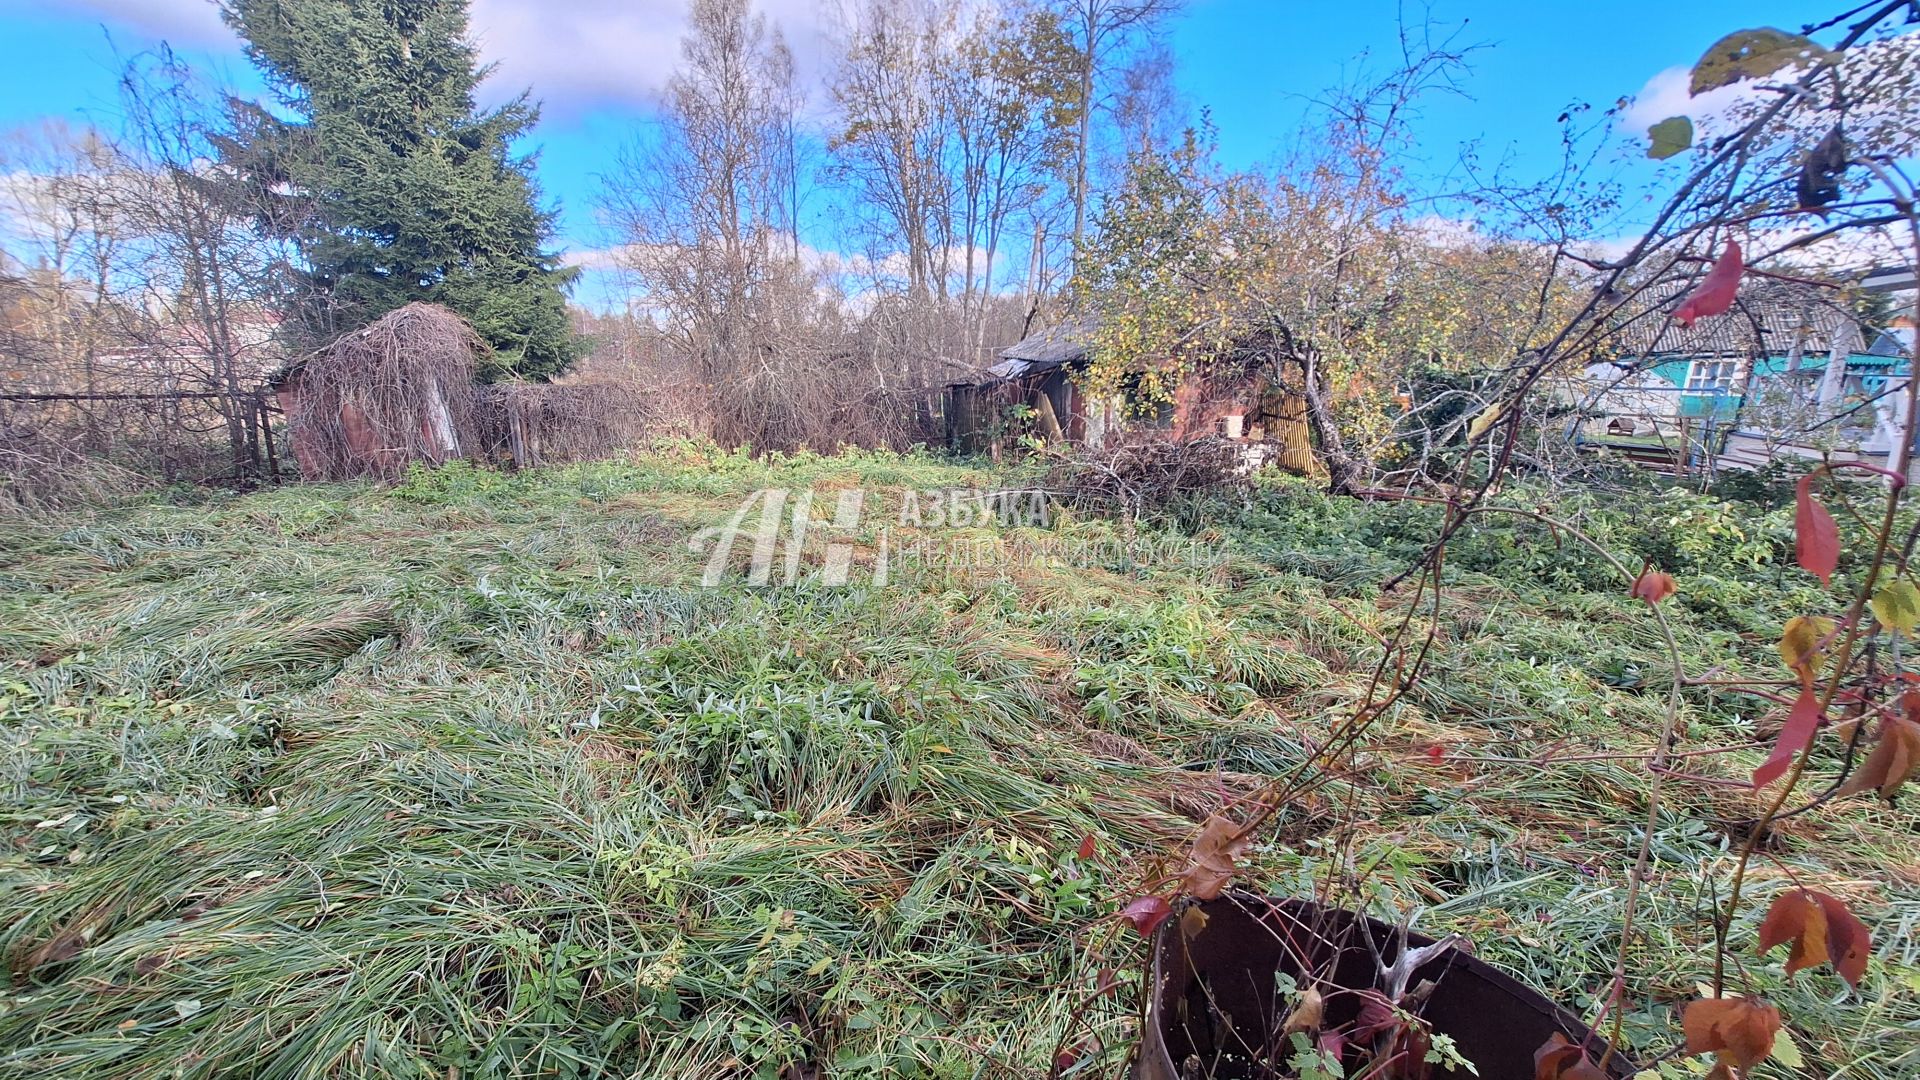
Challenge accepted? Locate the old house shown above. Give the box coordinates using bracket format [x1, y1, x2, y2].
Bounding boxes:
[945, 316, 1314, 472]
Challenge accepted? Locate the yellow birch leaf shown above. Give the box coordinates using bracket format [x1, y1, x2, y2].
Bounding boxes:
[1871, 578, 1920, 634]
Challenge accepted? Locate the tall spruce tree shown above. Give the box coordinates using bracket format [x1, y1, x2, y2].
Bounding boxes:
[217, 0, 581, 379]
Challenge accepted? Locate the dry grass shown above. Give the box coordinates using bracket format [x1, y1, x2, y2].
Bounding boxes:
[0, 449, 1915, 1078]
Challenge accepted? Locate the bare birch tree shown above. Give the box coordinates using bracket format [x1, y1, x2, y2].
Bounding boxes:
[1054, 0, 1183, 271]
[603, 0, 866, 448]
[829, 0, 1077, 362]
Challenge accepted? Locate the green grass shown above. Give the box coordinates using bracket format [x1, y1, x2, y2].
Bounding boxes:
[1, 447, 1916, 1078]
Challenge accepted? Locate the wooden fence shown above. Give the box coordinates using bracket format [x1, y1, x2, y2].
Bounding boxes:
[1, 387, 289, 509]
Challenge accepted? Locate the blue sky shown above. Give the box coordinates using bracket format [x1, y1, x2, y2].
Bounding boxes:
[0, 0, 1817, 304]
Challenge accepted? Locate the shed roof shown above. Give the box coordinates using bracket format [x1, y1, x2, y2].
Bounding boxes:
[989, 316, 1100, 379]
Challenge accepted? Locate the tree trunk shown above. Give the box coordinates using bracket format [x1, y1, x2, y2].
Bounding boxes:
[1296, 350, 1362, 495]
[1071, 55, 1093, 270]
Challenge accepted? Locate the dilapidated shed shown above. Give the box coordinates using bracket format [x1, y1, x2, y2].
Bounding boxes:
[947, 316, 1315, 473]
[946, 317, 1099, 452]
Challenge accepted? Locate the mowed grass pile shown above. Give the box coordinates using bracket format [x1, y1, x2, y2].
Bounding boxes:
[1, 445, 1916, 1078]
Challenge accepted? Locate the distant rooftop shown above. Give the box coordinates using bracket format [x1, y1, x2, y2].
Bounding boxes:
[1611, 281, 1859, 358]
[1858, 265, 1918, 294]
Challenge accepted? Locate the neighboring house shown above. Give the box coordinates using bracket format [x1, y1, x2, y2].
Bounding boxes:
[944, 316, 1315, 472]
[92, 306, 285, 391]
[1579, 279, 1915, 474]
[1870, 318, 1915, 360]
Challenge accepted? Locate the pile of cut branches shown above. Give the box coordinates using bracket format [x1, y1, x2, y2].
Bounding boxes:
[1047, 434, 1252, 518]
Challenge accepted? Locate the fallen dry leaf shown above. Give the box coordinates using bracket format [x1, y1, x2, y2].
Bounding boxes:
[1282, 987, 1325, 1035]
[1683, 996, 1781, 1071]
[1533, 1032, 1607, 1080]
[1177, 905, 1209, 941]
[1838, 715, 1920, 801]
[1181, 814, 1252, 900]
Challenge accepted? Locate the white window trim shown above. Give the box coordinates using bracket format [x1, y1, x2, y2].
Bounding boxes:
[1684, 357, 1741, 393]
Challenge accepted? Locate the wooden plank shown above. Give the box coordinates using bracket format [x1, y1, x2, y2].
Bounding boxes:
[1032, 387, 1065, 442]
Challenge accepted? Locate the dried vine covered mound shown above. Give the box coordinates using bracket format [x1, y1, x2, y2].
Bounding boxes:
[279, 303, 488, 480]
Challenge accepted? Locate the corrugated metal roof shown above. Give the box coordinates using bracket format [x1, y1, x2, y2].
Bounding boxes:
[1611, 281, 1859, 358]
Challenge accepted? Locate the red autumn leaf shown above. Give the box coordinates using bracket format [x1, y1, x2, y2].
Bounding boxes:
[1093, 968, 1118, 998]
[1182, 814, 1252, 900]
[1794, 472, 1839, 585]
[1809, 891, 1871, 987]
[1838, 715, 1920, 801]
[1118, 894, 1172, 937]
[1629, 564, 1678, 605]
[1754, 685, 1824, 789]
[1054, 1040, 1089, 1073]
[1352, 989, 1404, 1043]
[1076, 833, 1097, 861]
[1682, 996, 1781, 1070]
[1354, 991, 1434, 1077]
[1672, 240, 1744, 327]
[1757, 889, 1830, 975]
[1534, 1032, 1609, 1080]
[1315, 1030, 1346, 1063]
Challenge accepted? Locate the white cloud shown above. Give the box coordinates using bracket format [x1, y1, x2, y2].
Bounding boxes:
[483, 0, 841, 114]
[1618, 65, 1763, 145]
[467, 0, 686, 112]
[1573, 235, 1640, 264]
[44, 0, 234, 46]
[561, 244, 642, 273]
[1756, 222, 1908, 274]
[1406, 214, 1481, 250]
[474, 0, 842, 115]
[41, 0, 839, 116]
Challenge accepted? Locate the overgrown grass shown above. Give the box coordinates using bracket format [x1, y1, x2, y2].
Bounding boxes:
[1, 447, 1915, 1078]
